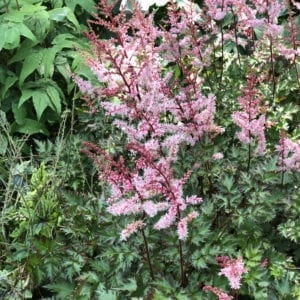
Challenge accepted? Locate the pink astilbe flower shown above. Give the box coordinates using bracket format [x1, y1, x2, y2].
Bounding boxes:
[203, 285, 233, 300]
[78, 1, 224, 240]
[276, 131, 300, 172]
[216, 256, 247, 289]
[177, 211, 199, 240]
[121, 220, 144, 241]
[232, 73, 266, 155]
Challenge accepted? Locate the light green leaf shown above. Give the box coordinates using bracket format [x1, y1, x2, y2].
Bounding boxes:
[46, 86, 61, 114]
[19, 52, 42, 85]
[32, 90, 50, 120]
[3, 10, 24, 22]
[3, 26, 20, 50]
[18, 23, 36, 42]
[0, 24, 8, 51]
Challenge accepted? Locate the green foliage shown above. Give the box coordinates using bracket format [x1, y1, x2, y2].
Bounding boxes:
[0, 0, 94, 135]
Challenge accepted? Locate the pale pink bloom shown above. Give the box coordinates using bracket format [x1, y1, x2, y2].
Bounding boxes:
[142, 201, 169, 217]
[120, 220, 144, 241]
[212, 152, 224, 160]
[177, 211, 198, 240]
[216, 256, 247, 289]
[276, 132, 300, 172]
[186, 195, 203, 205]
[203, 285, 233, 300]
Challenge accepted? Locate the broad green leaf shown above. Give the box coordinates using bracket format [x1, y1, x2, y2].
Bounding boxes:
[65, 0, 96, 12]
[12, 102, 27, 125]
[20, 4, 47, 14]
[1, 74, 17, 98]
[19, 89, 33, 107]
[19, 52, 42, 85]
[3, 10, 24, 22]
[3, 26, 20, 50]
[9, 42, 36, 64]
[49, 7, 80, 30]
[18, 23, 36, 42]
[0, 24, 8, 51]
[40, 47, 58, 78]
[32, 90, 50, 120]
[46, 86, 61, 114]
[11, 119, 49, 135]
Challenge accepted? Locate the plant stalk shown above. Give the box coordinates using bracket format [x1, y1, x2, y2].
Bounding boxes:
[141, 228, 155, 280]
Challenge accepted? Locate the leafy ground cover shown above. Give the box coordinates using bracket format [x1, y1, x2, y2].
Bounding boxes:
[0, 0, 299, 299]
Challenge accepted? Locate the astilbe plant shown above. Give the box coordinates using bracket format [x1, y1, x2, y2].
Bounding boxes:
[75, 0, 300, 296]
[79, 0, 220, 286]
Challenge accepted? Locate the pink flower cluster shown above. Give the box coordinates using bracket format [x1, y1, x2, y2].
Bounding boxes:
[216, 256, 247, 289]
[276, 131, 300, 172]
[79, 2, 224, 240]
[203, 285, 233, 300]
[232, 73, 266, 155]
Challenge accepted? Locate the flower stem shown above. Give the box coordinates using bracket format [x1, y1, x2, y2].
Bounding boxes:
[141, 228, 155, 280]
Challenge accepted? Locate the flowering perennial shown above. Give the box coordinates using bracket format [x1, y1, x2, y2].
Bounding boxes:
[276, 131, 300, 172]
[216, 256, 247, 289]
[203, 285, 233, 300]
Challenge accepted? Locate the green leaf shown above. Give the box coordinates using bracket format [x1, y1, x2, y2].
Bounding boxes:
[3, 10, 24, 22]
[19, 89, 33, 107]
[18, 23, 36, 42]
[12, 102, 27, 125]
[0, 134, 8, 155]
[49, 7, 80, 30]
[3, 26, 20, 50]
[11, 118, 49, 135]
[0, 74, 18, 98]
[41, 47, 59, 78]
[32, 90, 50, 120]
[46, 86, 61, 114]
[0, 24, 8, 51]
[9, 41, 37, 64]
[45, 282, 74, 299]
[19, 52, 42, 85]
[65, 0, 96, 12]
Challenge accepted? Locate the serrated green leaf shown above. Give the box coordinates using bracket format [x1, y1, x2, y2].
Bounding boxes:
[32, 90, 50, 120]
[9, 41, 37, 64]
[41, 47, 59, 78]
[49, 7, 80, 30]
[45, 282, 74, 299]
[65, 0, 96, 12]
[19, 89, 33, 107]
[19, 52, 42, 85]
[46, 86, 61, 114]
[1, 74, 18, 98]
[12, 102, 27, 125]
[11, 119, 49, 135]
[18, 23, 36, 42]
